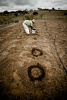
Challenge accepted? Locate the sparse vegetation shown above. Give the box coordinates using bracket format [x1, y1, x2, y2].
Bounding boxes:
[25, 15, 30, 20]
[14, 20, 19, 23]
[40, 14, 43, 19]
[0, 9, 67, 25]
[15, 13, 18, 17]
[25, 15, 33, 20]
[0, 16, 14, 25]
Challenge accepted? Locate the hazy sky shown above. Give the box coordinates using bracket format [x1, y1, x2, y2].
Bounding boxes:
[0, 0, 67, 12]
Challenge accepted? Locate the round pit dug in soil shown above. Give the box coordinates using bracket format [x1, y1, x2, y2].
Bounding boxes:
[32, 48, 43, 57]
[17, 62, 46, 91]
[28, 63, 45, 81]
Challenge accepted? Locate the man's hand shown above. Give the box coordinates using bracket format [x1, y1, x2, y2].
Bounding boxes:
[30, 26, 33, 29]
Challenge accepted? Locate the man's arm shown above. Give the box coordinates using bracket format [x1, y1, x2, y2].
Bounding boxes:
[30, 26, 33, 29]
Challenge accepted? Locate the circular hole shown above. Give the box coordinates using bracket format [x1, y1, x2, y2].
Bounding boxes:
[32, 48, 43, 57]
[31, 68, 42, 78]
[28, 63, 45, 81]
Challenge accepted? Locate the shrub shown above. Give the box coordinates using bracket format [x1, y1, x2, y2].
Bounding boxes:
[25, 15, 30, 20]
[25, 15, 33, 20]
[64, 13, 67, 15]
[14, 20, 19, 23]
[0, 17, 15, 25]
[0, 20, 4, 24]
[3, 19, 7, 21]
[33, 12, 38, 15]
[15, 13, 18, 17]
[40, 14, 43, 19]
[30, 15, 33, 20]
[22, 10, 28, 15]
[4, 21, 8, 24]
[52, 7, 55, 10]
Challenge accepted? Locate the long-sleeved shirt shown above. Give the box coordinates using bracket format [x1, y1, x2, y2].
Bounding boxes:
[23, 20, 33, 27]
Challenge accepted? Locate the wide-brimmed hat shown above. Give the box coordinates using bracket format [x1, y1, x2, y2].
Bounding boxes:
[32, 19, 35, 23]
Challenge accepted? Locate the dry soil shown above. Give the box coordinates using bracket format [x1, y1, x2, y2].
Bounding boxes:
[0, 19, 67, 100]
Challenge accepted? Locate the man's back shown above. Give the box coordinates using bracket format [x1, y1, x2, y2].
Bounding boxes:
[24, 20, 33, 26]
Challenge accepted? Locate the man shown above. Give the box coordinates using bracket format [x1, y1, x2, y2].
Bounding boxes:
[22, 19, 35, 34]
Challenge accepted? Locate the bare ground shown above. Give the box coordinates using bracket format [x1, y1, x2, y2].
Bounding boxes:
[0, 19, 67, 100]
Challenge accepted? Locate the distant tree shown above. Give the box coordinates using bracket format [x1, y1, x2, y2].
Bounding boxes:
[38, 8, 42, 10]
[17, 10, 23, 14]
[30, 9, 33, 12]
[52, 7, 55, 10]
[0, 12, 3, 16]
[22, 10, 28, 15]
[3, 10, 9, 15]
[58, 8, 60, 10]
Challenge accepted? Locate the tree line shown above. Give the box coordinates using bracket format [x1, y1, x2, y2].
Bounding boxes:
[0, 10, 28, 16]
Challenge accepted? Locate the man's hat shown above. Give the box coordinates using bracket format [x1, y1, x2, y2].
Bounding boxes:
[32, 19, 35, 23]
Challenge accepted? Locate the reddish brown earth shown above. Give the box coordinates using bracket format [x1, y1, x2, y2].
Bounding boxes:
[0, 19, 67, 100]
